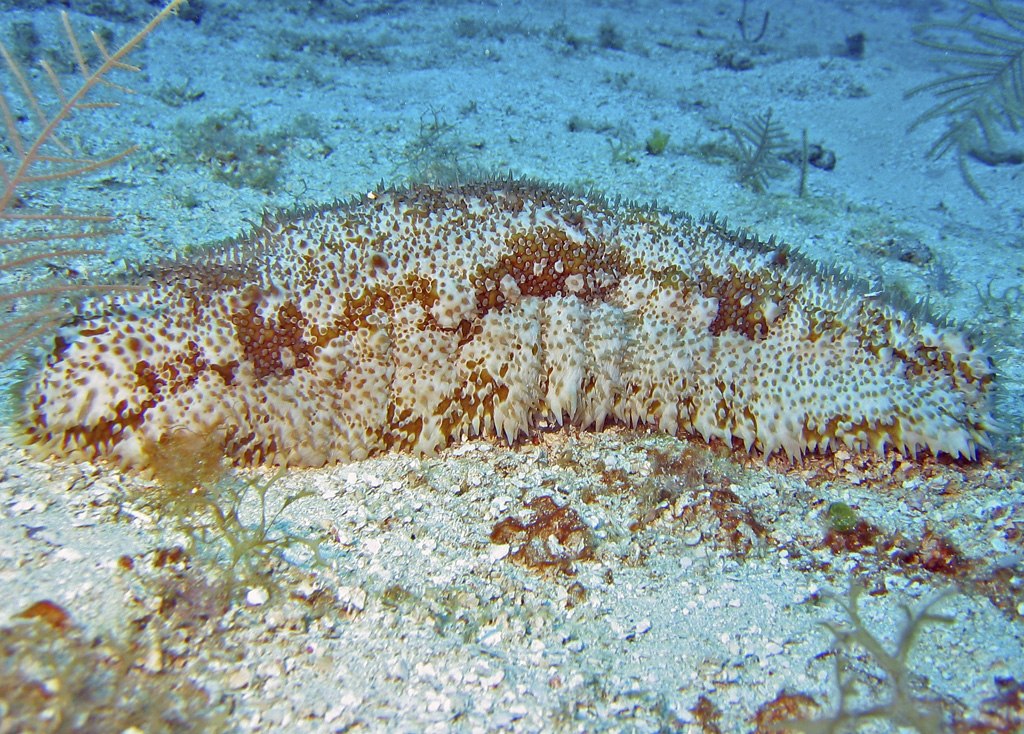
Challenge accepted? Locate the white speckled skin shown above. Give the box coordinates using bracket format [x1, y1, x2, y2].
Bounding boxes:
[25, 181, 995, 470]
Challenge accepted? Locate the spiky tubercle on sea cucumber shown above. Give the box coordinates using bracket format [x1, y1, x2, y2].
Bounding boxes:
[24, 179, 996, 471]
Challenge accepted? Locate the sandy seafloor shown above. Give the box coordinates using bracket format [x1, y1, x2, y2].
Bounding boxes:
[1, 0, 1024, 731]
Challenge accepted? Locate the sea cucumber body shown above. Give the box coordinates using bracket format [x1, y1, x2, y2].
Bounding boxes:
[25, 181, 994, 469]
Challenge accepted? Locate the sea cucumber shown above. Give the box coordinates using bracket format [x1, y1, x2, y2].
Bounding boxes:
[24, 180, 995, 470]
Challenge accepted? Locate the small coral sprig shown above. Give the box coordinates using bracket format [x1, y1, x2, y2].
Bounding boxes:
[906, 0, 1024, 198]
[776, 583, 955, 734]
[139, 429, 328, 597]
[730, 108, 792, 193]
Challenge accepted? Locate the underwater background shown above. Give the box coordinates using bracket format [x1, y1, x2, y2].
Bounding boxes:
[1, 0, 1023, 731]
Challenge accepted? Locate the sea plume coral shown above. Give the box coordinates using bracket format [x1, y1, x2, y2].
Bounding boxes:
[907, 0, 1024, 198]
[0, 0, 186, 363]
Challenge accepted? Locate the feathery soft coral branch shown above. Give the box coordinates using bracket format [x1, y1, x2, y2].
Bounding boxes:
[0, 0, 187, 363]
